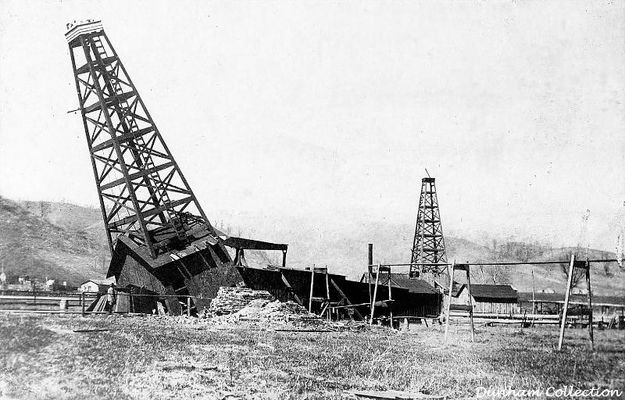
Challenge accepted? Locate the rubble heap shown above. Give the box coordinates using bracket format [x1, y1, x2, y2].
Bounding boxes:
[207, 287, 275, 316]
[205, 286, 376, 331]
[210, 298, 322, 326]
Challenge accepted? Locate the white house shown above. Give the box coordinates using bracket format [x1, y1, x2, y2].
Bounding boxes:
[79, 279, 114, 293]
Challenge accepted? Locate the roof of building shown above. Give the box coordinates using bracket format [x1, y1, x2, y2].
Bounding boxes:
[434, 280, 464, 297]
[470, 284, 518, 300]
[360, 273, 438, 294]
[390, 274, 439, 294]
[80, 279, 114, 286]
[223, 236, 288, 251]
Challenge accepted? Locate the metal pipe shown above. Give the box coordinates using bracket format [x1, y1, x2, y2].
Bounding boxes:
[368, 258, 618, 268]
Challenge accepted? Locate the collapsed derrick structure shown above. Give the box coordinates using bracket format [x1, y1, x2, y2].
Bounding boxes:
[237, 264, 441, 322]
[65, 20, 287, 314]
[65, 20, 442, 321]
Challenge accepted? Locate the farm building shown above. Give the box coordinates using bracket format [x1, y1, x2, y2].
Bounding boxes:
[470, 284, 519, 314]
[438, 283, 520, 315]
[359, 272, 441, 319]
[79, 279, 114, 293]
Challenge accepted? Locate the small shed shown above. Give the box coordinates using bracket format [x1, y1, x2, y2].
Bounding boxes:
[79, 279, 113, 293]
[468, 284, 519, 314]
[360, 273, 442, 318]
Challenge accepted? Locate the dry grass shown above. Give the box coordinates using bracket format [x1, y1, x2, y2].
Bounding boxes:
[0, 314, 623, 399]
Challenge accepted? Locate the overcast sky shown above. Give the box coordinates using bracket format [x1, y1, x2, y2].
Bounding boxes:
[1, 0, 624, 251]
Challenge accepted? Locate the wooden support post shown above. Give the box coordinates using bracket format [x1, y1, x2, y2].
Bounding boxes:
[585, 259, 594, 350]
[370, 264, 381, 326]
[444, 262, 455, 345]
[325, 269, 330, 320]
[558, 254, 576, 351]
[325, 269, 330, 302]
[81, 292, 86, 317]
[330, 279, 364, 320]
[531, 267, 536, 327]
[308, 268, 315, 313]
[387, 268, 393, 328]
[465, 265, 475, 342]
[368, 265, 372, 306]
[280, 273, 303, 306]
[129, 286, 134, 314]
[187, 297, 191, 317]
[367, 244, 373, 305]
[282, 250, 287, 268]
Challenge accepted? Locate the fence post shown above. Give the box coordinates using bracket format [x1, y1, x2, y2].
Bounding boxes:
[186, 297, 191, 317]
[558, 254, 576, 350]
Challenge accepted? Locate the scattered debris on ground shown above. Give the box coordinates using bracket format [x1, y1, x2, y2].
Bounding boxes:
[204, 286, 384, 332]
[209, 298, 325, 327]
[73, 328, 109, 333]
[207, 287, 275, 316]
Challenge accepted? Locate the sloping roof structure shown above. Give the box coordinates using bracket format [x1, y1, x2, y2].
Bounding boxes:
[222, 236, 287, 251]
[434, 280, 464, 297]
[388, 273, 439, 294]
[80, 279, 114, 286]
[470, 284, 518, 301]
[359, 273, 438, 294]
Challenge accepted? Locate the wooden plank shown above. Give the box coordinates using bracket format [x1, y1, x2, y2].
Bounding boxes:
[449, 304, 473, 312]
[558, 254, 576, 351]
[370, 265, 381, 325]
[466, 265, 475, 342]
[585, 261, 594, 349]
[444, 262, 454, 344]
[309, 269, 315, 312]
[387, 267, 393, 325]
[280, 273, 303, 306]
[347, 389, 445, 399]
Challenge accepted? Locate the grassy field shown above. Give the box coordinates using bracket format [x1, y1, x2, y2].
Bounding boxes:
[0, 314, 623, 400]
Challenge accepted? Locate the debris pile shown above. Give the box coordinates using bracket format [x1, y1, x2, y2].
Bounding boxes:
[210, 298, 323, 327]
[207, 287, 275, 316]
[205, 286, 379, 332]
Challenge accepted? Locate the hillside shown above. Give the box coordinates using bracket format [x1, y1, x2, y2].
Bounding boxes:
[219, 213, 625, 296]
[20, 200, 103, 233]
[1, 196, 623, 295]
[0, 196, 109, 285]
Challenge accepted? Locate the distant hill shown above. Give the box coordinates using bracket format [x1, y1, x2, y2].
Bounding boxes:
[219, 213, 625, 296]
[1, 195, 623, 295]
[0, 196, 109, 285]
[19, 200, 103, 233]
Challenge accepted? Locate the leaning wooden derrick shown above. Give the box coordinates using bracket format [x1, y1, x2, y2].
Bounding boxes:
[66, 20, 244, 314]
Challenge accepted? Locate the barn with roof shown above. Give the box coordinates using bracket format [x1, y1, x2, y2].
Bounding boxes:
[359, 272, 442, 319]
[466, 284, 519, 314]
